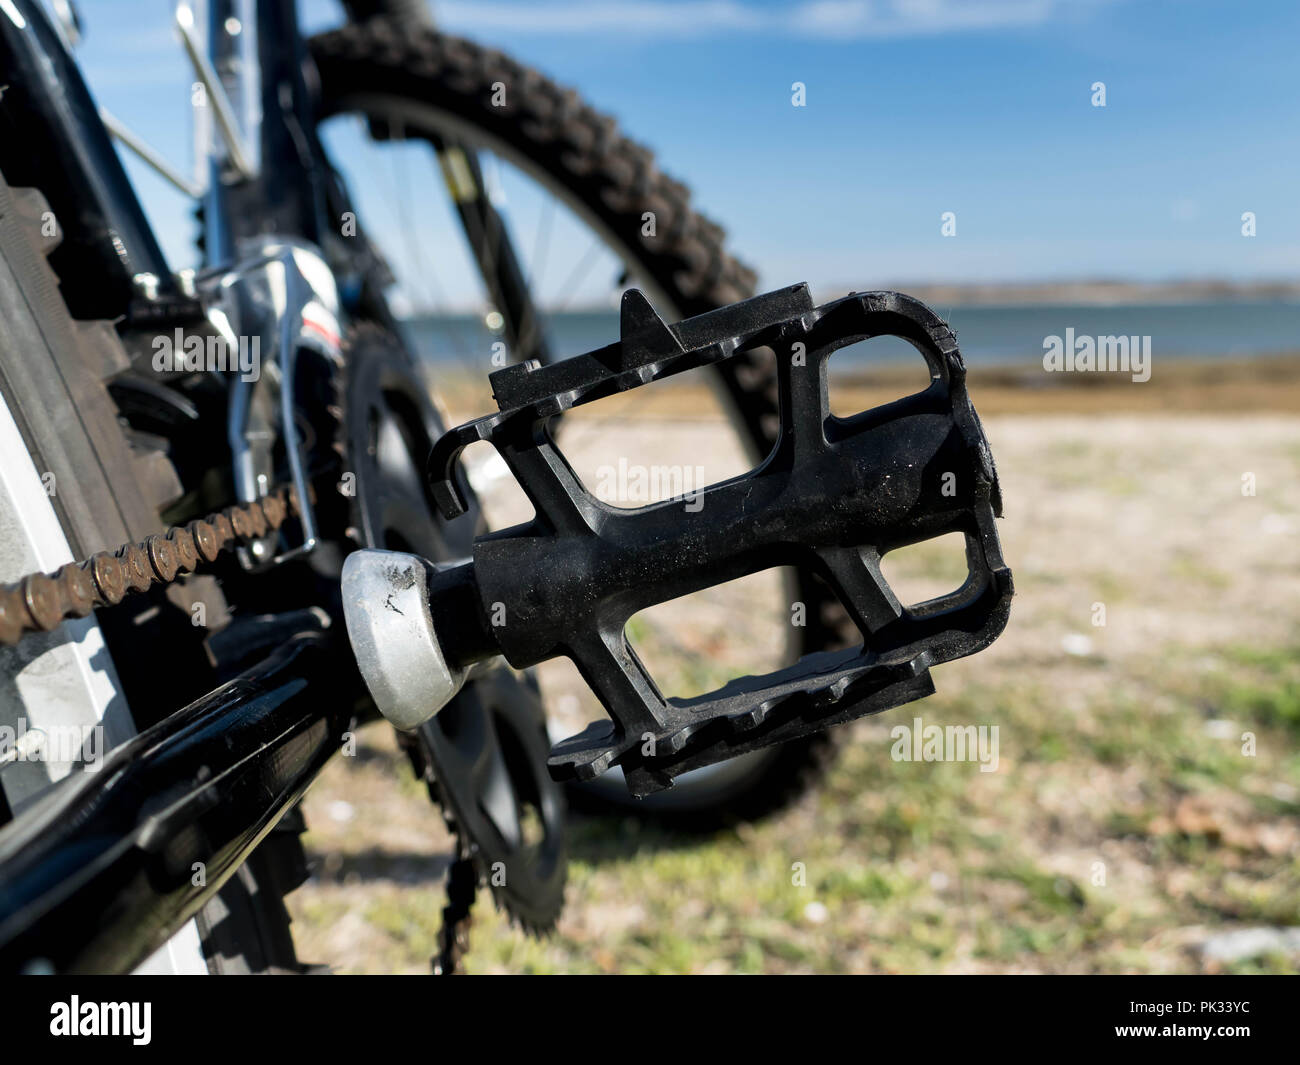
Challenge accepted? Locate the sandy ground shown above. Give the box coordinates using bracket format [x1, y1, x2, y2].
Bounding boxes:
[285, 391, 1300, 973]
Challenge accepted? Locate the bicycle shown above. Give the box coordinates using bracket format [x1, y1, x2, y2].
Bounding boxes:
[0, 0, 1010, 973]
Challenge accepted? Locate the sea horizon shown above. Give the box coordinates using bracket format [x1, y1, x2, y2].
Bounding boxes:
[400, 295, 1300, 370]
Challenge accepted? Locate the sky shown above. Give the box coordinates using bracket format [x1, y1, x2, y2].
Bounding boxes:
[61, 0, 1300, 310]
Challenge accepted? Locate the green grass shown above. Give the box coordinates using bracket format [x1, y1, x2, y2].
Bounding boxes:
[280, 414, 1300, 973]
[289, 637, 1300, 974]
[452, 643, 1297, 972]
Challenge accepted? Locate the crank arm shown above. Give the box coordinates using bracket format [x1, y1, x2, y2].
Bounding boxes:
[345, 283, 1013, 798]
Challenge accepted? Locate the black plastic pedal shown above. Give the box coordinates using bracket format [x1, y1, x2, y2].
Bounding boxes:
[427, 284, 1012, 797]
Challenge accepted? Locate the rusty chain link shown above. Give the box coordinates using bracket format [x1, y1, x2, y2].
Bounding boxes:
[0, 488, 302, 646]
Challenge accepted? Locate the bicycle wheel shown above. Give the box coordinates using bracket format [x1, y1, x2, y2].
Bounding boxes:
[310, 20, 849, 826]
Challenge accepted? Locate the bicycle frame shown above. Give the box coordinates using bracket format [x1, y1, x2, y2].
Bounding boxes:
[0, 0, 663, 973]
[0, 0, 392, 974]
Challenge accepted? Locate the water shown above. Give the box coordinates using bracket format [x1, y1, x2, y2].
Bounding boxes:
[938, 301, 1300, 365]
[400, 300, 1300, 373]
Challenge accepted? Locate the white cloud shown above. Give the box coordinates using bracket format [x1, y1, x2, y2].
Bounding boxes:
[436, 0, 1109, 38]
[438, 1, 763, 35]
[796, 0, 1057, 37]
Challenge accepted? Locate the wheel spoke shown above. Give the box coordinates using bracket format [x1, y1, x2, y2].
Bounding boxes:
[551, 236, 606, 314]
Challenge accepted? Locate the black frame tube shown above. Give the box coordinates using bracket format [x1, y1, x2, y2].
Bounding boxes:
[0, 0, 430, 972]
[0, 633, 354, 974]
[0, 0, 178, 317]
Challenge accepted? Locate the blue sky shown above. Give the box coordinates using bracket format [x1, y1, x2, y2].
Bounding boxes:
[67, 0, 1299, 306]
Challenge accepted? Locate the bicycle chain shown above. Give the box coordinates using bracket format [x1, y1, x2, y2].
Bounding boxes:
[393, 727, 480, 975]
[433, 854, 478, 975]
[0, 488, 301, 647]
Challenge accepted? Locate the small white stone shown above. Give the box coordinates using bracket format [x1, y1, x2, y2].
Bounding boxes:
[1203, 719, 1236, 739]
[1260, 513, 1291, 535]
[1199, 927, 1300, 963]
[803, 901, 829, 924]
[1062, 633, 1094, 657]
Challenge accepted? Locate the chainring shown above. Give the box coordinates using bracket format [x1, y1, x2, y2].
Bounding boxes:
[417, 671, 567, 933]
[340, 326, 567, 936]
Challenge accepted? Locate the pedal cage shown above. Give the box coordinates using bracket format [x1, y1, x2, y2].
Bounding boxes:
[428, 284, 1013, 797]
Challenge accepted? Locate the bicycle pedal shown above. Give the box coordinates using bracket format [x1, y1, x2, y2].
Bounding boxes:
[423, 284, 1013, 797]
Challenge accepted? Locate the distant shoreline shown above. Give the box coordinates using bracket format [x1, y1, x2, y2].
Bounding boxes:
[400, 280, 1300, 319]
[847, 351, 1300, 414]
[819, 279, 1300, 308]
[435, 351, 1300, 419]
